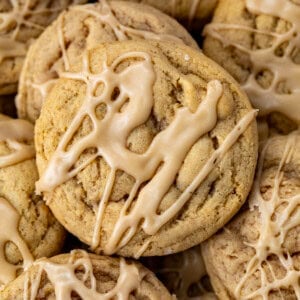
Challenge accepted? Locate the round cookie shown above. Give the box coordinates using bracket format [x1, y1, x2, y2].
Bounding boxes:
[0, 250, 172, 299]
[17, 0, 198, 123]
[0, 114, 65, 287]
[142, 245, 216, 299]
[35, 39, 258, 257]
[123, 0, 218, 32]
[202, 131, 300, 299]
[203, 0, 300, 133]
[0, 0, 87, 95]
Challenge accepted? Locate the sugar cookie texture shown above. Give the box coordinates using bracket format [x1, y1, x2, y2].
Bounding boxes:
[0, 250, 172, 299]
[35, 39, 258, 257]
[202, 131, 300, 299]
[203, 0, 300, 132]
[17, 0, 198, 123]
[123, 0, 218, 30]
[0, 114, 65, 287]
[143, 245, 217, 299]
[0, 0, 87, 95]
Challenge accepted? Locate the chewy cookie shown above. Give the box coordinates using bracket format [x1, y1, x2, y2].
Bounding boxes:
[0, 0, 87, 95]
[143, 245, 216, 299]
[203, 0, 300, 133]
[0, 250, 172, 299]
[17, 0, 198, 123]
[35, 39, 258, 257]
[0, 114, 65, 287]
[124, 0, 218, 32]
[202, 131, 300, 299]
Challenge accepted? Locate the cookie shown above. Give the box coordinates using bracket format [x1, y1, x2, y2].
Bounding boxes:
[124, 0, 218, 32]
[203, 0, 300, 133]
[0, 0, 87, 96]
[0, 249, 172, 299]
[142, 245, 216, 299]
[202, 131, 300, 299]
[35, 39, 258, 257]
[0, 114, 65, 287]
[16, 0, 198, 123]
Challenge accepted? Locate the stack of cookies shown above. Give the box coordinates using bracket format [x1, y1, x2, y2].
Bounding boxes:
[0, 0, 299, 299]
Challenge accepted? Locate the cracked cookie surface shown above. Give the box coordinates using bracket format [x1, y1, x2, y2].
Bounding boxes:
[0, 0, 87, 95]
[35, 40, 258, 257]
[0, 114, 65, 286]
[202, 132, 300, 300]
[203, 0, 300, 133]
[0, 250, 172, 299]
[17, 0, 198, 123]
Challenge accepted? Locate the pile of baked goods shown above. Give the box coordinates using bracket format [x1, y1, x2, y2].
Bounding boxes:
[0, 0, 299, 299]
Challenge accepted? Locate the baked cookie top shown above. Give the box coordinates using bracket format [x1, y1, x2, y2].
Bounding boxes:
[202, 131, 300, 299]
[203, 0, 300, 133]
[0, 0, 87, 95]
[35, 39, 258, 257]
[0, 114, 65, 287]
[143, 245, 216, 299]
[122, 0, 218, 31]
[0, 249, 172, 299]
[17, 0, 198, 123]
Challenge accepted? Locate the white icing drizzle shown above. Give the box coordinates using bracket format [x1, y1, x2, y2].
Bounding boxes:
[232, 132, 300, 299]
[0, 115, 35, 168]
[36, 48, 256, 255]
[23, 250, 145, 300]
[155, 246, 216, 300]
[23, 0, 188, 120]
[204, 0, 300, 124]
[0, 197, 33, 287]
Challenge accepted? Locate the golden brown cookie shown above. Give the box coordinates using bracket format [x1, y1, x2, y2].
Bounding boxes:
[35, 39, 258, 258]
[142, 245, 217, 299]
[0, 0, 87, 95]
[202, 131, 300, 299]
[203, 0, 300, 133]
[0, 249, 172, 299]
[17, 0, 198, 123]
[123, 0, 218, 32]
[0, 114, 65, 287]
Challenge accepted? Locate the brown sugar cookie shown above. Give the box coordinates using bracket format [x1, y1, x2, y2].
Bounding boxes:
[142, 245, 217, 299]
[16, 0, 198, 123]
[203, 0, 300, 134]
[35, 39, 258, 258]
[202, 131, 300, 299]
[0, 0, 87, 96]
[123, 0, 218, 32]
[0, 114, 65, 287]
[0, 249, 172, 299]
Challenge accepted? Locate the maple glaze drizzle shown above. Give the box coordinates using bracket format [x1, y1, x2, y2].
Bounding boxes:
[23, 250, 146, 300]
[20, 0, 189, 120]
[0, 115, 35, 168]
[36, 46, 256, 256]
[0, 197, 33, 287]
[226, 132, 300, 299]
[0, 0, 82, 63]
[204, 0, 300, 124]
